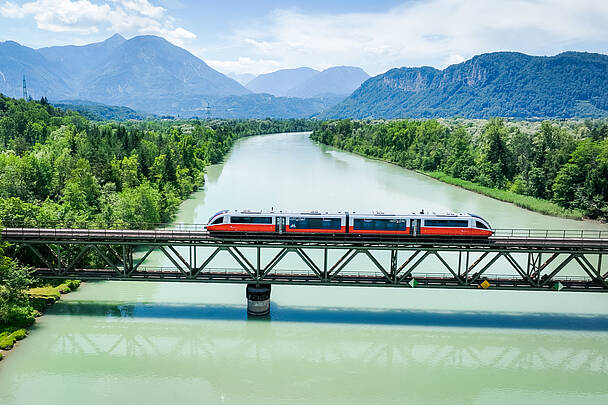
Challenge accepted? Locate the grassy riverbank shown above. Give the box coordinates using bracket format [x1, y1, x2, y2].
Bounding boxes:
[0, 280, 80, 361]
[423, 171, 584, 219]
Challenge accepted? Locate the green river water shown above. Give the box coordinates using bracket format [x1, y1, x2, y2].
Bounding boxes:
[1, 132, 608, 404]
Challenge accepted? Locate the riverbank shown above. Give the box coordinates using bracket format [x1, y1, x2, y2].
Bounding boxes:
[316, 139, 585, 220]
[309, 117, 607, 220]
[422, 171, 585, 219]
[0, 280, 81, 362]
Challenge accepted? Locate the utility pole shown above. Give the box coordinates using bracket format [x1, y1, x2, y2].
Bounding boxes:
[22, 74, 28, 100]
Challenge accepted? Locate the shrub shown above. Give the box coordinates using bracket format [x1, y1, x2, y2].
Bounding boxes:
[2, 307, 35, 328]
[0, 329, 27, 349]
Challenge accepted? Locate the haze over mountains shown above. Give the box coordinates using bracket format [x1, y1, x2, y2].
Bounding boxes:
[1, 33, 607, 119]
[245, 66, 369, 98]
[246, 67, 319, 96]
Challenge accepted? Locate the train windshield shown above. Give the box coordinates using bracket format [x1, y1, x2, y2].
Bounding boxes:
[210, 216, 224, 225]
[208, 210, 228, 224]
[475, 221, 489, 229]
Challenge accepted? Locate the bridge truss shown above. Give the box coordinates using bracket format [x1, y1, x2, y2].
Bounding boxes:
[2, 227, 608, 292]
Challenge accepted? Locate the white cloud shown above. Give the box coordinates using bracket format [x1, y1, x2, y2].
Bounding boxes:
[229, 0, 608, 75]
[0, 0, 196, 45]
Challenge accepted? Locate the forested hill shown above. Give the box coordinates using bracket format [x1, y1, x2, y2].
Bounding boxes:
[0, 93, 317, 228]
[322, 52, 608, 119]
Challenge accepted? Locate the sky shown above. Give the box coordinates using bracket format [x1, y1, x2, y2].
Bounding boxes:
[1, 0, 608, 77]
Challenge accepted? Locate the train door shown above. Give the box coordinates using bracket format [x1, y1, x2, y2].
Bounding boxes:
[410, 219, 421, 236]
[276, 217, 286, 234]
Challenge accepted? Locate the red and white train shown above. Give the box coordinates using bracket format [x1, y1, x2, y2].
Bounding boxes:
[206, 210, 493, 237]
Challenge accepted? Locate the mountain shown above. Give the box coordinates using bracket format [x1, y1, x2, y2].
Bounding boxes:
[288, 66, 370, 98]
[1, 35, 250, 114]
[226, 72, 256, 85]
[322, 52, 608, 119]
[0, 40, 71, 99]
[246, 67, 319, 96]
[38, 34, 127, 82]
[76, 35, 250, 108]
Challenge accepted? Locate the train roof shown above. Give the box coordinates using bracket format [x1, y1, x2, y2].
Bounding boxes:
[220, 209, 483, 218]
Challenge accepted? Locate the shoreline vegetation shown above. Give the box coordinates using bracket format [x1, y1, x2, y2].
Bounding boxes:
[325, 143, 585, 219]
[0, 280, 80, 361]
[0, 94, 319, 360]
[421, 171, 584, 219]
[311, 118, 607, 221]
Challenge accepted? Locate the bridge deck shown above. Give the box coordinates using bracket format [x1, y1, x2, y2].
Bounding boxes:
[3, 227, 608, 249]
[3, 227, 608, 292]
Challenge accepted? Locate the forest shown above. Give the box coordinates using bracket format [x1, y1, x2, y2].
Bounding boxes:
[311, 118, 608, 219]
[0, 94, 315, 330]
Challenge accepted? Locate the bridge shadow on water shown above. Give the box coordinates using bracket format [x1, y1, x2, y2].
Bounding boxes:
[48, 300, 608, 332]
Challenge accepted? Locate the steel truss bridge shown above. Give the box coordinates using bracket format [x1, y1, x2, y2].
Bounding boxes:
[2, 226, 608, 292]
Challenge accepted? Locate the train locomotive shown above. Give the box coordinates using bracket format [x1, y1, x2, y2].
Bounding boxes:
[206, 210, 493, 237]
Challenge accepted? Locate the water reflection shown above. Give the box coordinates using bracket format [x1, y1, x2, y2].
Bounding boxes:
[50, 301, 608, 331]
[29, 304, 608, 403]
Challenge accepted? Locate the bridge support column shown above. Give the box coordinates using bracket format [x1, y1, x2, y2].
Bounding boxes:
[246, 284, 271, 316]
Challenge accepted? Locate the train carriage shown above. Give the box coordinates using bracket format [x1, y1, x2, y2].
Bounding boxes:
[207, 210, 493, 238]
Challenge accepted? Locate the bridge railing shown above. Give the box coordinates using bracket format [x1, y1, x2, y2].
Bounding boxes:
[493, 228, 608, 239]
[0, 221, 208, 231]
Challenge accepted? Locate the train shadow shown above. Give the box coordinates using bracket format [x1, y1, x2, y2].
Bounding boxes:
[47, 300, 608, 332]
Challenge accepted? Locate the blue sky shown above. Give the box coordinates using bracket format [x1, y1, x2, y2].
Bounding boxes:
[1, 0, 607, 76]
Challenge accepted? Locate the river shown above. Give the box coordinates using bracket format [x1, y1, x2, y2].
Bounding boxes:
[1, 132, 607, 404]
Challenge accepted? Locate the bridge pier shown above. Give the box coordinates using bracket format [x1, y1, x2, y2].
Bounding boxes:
[246, 284, 271, 316]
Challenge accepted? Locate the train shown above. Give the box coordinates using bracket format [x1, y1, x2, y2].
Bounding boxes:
[206, 210, 493, 237]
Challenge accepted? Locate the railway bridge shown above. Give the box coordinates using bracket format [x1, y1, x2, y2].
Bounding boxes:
[2, 225, 608, 315]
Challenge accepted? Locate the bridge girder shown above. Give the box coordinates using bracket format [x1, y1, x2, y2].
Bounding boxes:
[7, 235, 608, 291]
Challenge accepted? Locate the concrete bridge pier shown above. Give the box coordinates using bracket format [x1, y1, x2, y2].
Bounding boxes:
[246, 284, 271, 316]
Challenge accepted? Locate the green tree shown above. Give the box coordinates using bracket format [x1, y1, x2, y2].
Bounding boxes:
[0, 249, 34, 327]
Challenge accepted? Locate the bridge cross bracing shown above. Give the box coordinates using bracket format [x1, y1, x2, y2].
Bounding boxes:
[2, 226, 608, 292]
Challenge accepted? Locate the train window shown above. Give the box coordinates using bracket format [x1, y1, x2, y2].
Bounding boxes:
[424, 219, 469, 227]
[231, 216, 272, 224]
[476, 221, 488, 229]
[211, 217, 224, 225]
[290, 217, 341, 229]
[353, 218, 407, 231]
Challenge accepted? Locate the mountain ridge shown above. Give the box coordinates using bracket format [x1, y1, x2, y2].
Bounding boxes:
[322, 51, 608, 119]
[288, 66, 370, 98]
[2, 36, 608, 119]
[2, 35, 249, 109]
[246, 67, 320, 96]
[246, 66, 369, 99]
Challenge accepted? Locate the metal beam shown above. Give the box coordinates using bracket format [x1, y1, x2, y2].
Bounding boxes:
[159, 246, 187, 274]
[6, 227, 608, 292]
